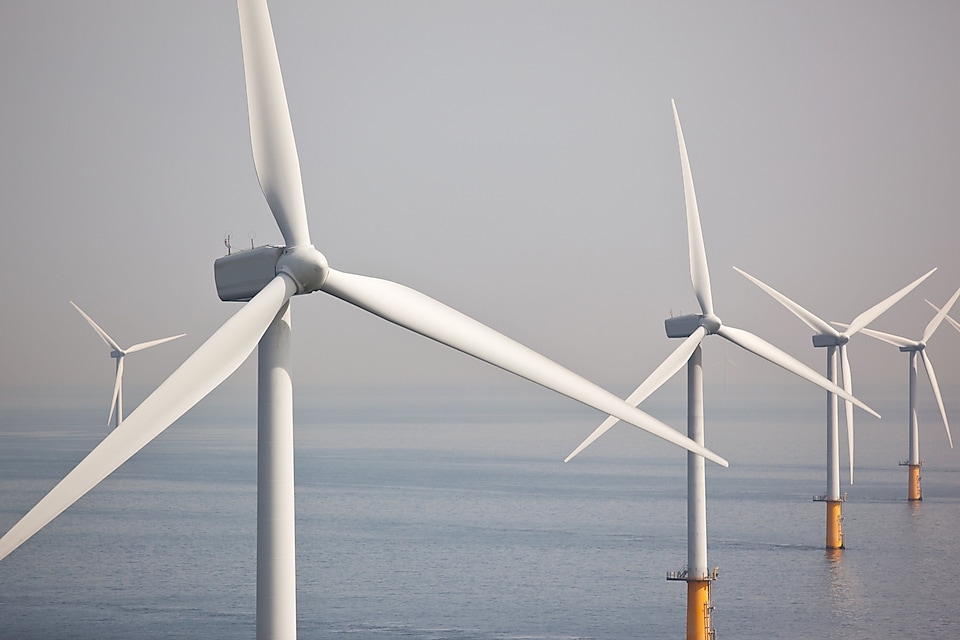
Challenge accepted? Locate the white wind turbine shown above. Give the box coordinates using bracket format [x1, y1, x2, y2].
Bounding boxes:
[0, 3, 727, 639]
[733, 267, 935, 548]
[565, 100, 878, 640]
[734, 267, 936, 549]
[838, 289, 960, 501]
[71, 301, 185, 428]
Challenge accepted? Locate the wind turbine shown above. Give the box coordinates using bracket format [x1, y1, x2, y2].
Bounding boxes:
[838, 289, 960, 501]
[565, 100, 878, 640]
[733, 267, 934, 548]
[712, 345, 738, 392]
[0, 3, 728, 639]
[70, 301, 185, 428]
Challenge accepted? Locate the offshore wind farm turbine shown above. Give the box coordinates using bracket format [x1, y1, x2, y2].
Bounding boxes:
[733, 267, 935, 548]
[565, 100, 878, 640]
[839, 289, 960, 501]
[0, 3, 727, 639]
[71, 301, 185, 428]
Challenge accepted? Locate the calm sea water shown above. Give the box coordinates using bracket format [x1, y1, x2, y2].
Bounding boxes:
[1, 385, 959, 639]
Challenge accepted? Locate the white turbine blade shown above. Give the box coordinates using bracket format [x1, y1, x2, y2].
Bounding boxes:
[716, 324, 880, 418]
[672, 100, 713, 316]
[0, 275, 296, 561]
[925, 299, 960, 333]
[732, 267, 834, 335]
[840, 344, 855, 485]
[619, 327, 707, 408]
[238, 0, 311, 248]
[834, 323, 916, 349]
[70, 301, 122, 352]
[922, 286, 960, 343]
[845, 268, 937, 337]
[125, 333, 187, 354]
[920, 350, 953, 448]
[107, 357, 123, 427]
[320, 269, 727, 466]
[564, 327, 707, 462]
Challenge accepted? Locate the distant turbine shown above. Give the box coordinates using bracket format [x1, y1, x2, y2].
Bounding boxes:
[840, 289, 960, 500]
[733, 267, 934, 548]
[71, 301, 185, 428]
[0, 4, 725, 639]
[712, 346, 738, 391]
[565, 100, 878, 640]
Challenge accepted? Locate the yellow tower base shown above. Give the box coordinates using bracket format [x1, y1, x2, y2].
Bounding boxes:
[668, 567, 717, 640]
[908, 464, 922, 501]
[685, 579, 713, 640]
[825, 500, 844, 549]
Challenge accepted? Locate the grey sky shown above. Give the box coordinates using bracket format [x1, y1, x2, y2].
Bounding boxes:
[2, 1, 960, 412]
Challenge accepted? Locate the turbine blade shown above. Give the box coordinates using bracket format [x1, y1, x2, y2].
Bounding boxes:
[238, 0, 311, 248]
[840, 344, 855, 485]
[834, 323, 916, 348]
[732, 267, 834, 335]
[0, 275, 296, 562]
[564, 327, 707, 462]
[70, 302, 122, 352]
[925, 299, 960, 333]
[922, 286, 960, 343]
[320, 269, 727, 466]
[619, 327, 707, 408]
[716, 324, 880, 418]
[107, 358, 123, 427]
[920, 350, 953, 448]
[845, 268, 937, 337]
[672, 100, 713, 316]
[125, 334, 187, 354]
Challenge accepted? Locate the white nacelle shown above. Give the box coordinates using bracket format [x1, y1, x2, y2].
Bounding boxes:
[214, 246, 284, 302]
[812, 334, 845, 348]
[665, 314, 703, 339]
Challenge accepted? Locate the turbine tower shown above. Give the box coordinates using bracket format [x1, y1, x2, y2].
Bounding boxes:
[838, 289, 960, 501]
[565, 100, 878, 640]
[733, 267, 934, 548]
[71, 301, 185, 428]
[0, 4, 728, 639]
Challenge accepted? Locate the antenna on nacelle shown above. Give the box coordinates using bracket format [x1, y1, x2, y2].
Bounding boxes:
[224, 233, 232, 255]
[248, 231, 256, 250]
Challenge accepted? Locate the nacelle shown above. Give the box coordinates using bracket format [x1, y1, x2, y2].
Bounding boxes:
[214, 246, 284, 302]
[812, 334, 844, 348]
[664, 314, 703, 339]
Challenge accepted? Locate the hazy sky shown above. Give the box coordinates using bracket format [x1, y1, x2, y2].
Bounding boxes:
[2, 1, 960, 412]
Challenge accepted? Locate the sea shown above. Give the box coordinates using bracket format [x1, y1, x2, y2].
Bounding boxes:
[1, 383, 958, 639]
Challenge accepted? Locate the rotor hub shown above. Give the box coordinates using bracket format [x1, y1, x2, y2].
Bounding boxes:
[276, 244, 329, 295]
[700, 313, 722, 334]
